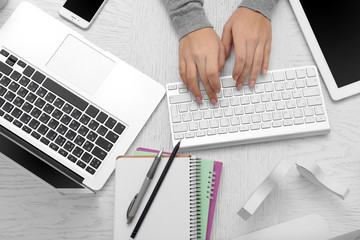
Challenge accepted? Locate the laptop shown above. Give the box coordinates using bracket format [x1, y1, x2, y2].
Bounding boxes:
[0, 2, 165, 191]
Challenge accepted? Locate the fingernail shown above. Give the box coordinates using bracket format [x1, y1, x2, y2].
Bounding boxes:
[233, 75, 239, 81]
[210, 99, 217, 105]
[236, 83, 243, 89]
[249, 80, 255, 87]
[263, 68, 267, 74]
[196, 97, 202, 103]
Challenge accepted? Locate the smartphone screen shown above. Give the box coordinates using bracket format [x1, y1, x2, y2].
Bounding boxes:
[63, 0, 105, 22]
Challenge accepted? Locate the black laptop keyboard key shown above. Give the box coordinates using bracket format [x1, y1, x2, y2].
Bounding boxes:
[92, 146, 107, 160]
[69, 120, 80, 131]
[23, 66, 35, 77]
[43, 103, 54, 114]
[22, 125, 31, 133]
[96, 112, 108, 123]
[90, 158, 101, 169]
[21, 102, 33, 113]
[58, 149, 68, 157]
[30, 107, 41, 118]
[17, 87, 28, 98]
[62, 103, 73, 114]
[74, 135, 85, 146]
[0, 86, 6, 96]
[31, 71, 45, 84]
[106, 131, 119, 143]
[5, 59, 14, 67]
[70, 108, 81, 119]
[76, 160, 86, 169]
[4, 91, 15, 102]
[9, 82, 20, 92]
[0, 49, 9, 57]
[105, 117, 117, 129]
[31, 131, 41, 140]
[27, 82, 39, 92]
[56, 124, 68, 135]
[43, 78, 88, 111]
[46, 129, 57, 141]
[10, 71, 21, 81]
[40, 137, 50, 145]
[55, 135, 66, 147]
[87, 131, 98, 142]
[0, 61, 12, 75]
[29, 119, 40, 130]
[49, 143, 59, 151]
[4, 114, 14, 122]
[81, 152, 92, 163]
[86, 166, 95, 175]
[34, 98, 46, 109]
[60, 114, 71, 125]
[53, 98, 65, 108]
[78, 125, 89, 136]
[64, 141, 75, 152]
[113, 123, 126, 135]
[45, 92, 56, 103]
[11, 108, 23, 118]
[73, 147, 84, 158]
[0, 97, 4, 107]
[52, 109, 63, 120]
[97, 125, 108, 136]
[3, 102, 14, 113]
[85, 105, 99, 118]
[48, 119, 59, 130]
[67, 154, 77, 163]
[83, 141, 94, 152]
[25, 92, 37, 103]
[96, 136, 113, 152]
[39, 113, 50, 124]
[88, 120, 99, 131]
[20, 113, 31, 124]
[9, 55, 18, 63]
[65, 129, 76, 140]
[36, 87, 47, 98]
[19, 76, 30, 86]
[17, 60, 26, 68]
[79, 114, 90, 125]
[13, 120, 22, 128]
[0, 76, 11, 86]
[37, 124, 49, 135]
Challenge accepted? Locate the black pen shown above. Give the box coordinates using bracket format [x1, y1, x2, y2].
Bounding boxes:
[129, 141, 181, 239]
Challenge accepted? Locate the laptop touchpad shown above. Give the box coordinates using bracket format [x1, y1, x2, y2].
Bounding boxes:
[47, 35, 115, 95]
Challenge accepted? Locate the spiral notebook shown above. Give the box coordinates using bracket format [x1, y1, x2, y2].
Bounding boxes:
[114, 155, 221, 240]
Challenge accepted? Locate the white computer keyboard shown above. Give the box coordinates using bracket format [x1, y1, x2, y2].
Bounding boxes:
[166, 66, 330, 150]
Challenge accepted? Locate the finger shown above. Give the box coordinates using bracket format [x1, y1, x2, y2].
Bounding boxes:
[218, 43, 226, 75]
[221, 23, 233, 59]
[186, 59, 202, 102]
[196, 59, 218, 104]
[261, 41, 271, 74]
[179, 58, 188, 86]
[248, 43, 264, 88]
[205, 52, 221, 93]
[233, 39, 247, 88]
[237, 41, 255, 89]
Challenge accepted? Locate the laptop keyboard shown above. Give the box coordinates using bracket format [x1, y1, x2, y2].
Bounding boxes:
[0, 49, 126, 175]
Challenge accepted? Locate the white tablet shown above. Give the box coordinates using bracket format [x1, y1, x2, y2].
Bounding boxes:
[290, 0, 360, 100]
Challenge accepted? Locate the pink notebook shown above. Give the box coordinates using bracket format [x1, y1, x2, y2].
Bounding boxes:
[135, 147, 222, 240]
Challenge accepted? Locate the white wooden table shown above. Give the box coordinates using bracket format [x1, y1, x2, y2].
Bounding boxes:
[1, 0, 360, 239]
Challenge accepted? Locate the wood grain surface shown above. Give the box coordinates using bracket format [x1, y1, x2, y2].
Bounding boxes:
[0, 0, 360, 239]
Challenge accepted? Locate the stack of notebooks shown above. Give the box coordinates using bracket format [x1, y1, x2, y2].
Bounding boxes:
[113, 147, 223, 240]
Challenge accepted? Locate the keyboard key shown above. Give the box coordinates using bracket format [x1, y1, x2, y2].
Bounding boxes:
[36, 87, 47, 98]
[46, 129, 57, 141]
[79, 114, 91, 125]
[97, 125, 108, 136]
[29, 119, 40, 130]
[86, 105, 100, 118]
[88, 120, 100, 130]
[74, 135, 85, 146]
[81, 152, 92, 163]
[76, 160, 86, 169]
[45, 92, 56, 103]
[19, 76, 30, 87]
[0, 86, 6, 96]
[58, 149, 68, 157]
[23, 66, 35, 77]
[90, 158, 101, 169]
[31, 71, 46, 84]
[39, 113, 50, 124]
[34, 98, 46, 109]
[55, 135, 66, 146]
[65, 129, 76, 140]
[96, 136, 113, 152]
[62, 103, 73, 114]
[60, 114, 72, 125]
[71, 108, 81, 119]
[52, 109, 63, 120]
[78, 125, 89, 136]
[221, 77, 236, 88]
[56, 124, 68, 135]
[49, 143, 59, 151]
[31, 131, 41, 140]
[69, 120, 80, 131]
[113, 123, 126, 135]
[0, 61, 12, 75]
[0, 76, 11, 86]
[27, 82, 39, 92]
[10, 71, 21, 81]
[17, 87, 28, 98]
[11, 108, 23, 118]
[86, 166, 96, 175]
[4, 114, 14, 122]
[43, 103, 54, 114]
[73, 147, 84, 158]
[48, 119, 59, 130]
[169, 93, 192, 104]
[307, 97, 322, 106]
[303, 87, 320, 97]
[20, 113, 31, 124]
[2, 102, 14, 113]
[67, 155, 77, 163]
[83, 141, 94, 152]
[105, 131, 119, 143]
[43, 78, 88, 111]
[17, 60, 26, 68]
[30, 107, 41, 118]
[92, 146, 107, 160]
[13, 119, 22, 128]
[0, 49, 9, 57]
[4, 91, 15, 101]
[40, 137, 50, 145]
[37, 124, 49, 135]
[87, 131, 98, 142]
[96, 112, 108, 123]
[54, 98, 65, 109]
[104, 118, 115, 129]
[25, 92, 37, 103]
[64, 141, 75, 152]
[13, 97, 24, 107]
[22, 125, 31, 133]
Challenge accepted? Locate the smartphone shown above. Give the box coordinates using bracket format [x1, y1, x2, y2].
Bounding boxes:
[59, 0, 107, 29]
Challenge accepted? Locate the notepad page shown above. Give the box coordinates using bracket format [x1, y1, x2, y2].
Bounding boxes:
[114, 157, 190, 240]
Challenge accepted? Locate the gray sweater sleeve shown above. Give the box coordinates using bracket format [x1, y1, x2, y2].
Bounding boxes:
[239, 0, 280, 20]
[161, 0, 213, 40]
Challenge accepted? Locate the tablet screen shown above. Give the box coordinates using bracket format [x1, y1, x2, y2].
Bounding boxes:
[300, 1, 360, 88]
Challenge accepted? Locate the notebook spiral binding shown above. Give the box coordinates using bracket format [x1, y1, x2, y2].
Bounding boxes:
[189, 157, 216, 240]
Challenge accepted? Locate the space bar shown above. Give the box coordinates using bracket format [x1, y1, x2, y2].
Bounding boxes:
[42, 78, 89, 111]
